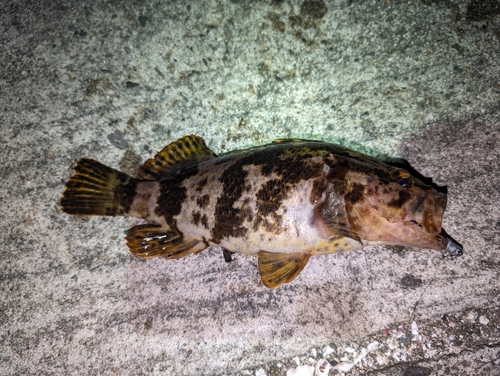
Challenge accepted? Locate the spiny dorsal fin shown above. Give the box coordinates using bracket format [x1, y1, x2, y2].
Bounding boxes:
[258, 250, 311, 289]
[125, 224, 206, 258]
[139, 135, 216, 180]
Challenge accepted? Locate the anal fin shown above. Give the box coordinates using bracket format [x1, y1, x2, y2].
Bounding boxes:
[125, 224, 205, 258]
[258, 250, 311, 289]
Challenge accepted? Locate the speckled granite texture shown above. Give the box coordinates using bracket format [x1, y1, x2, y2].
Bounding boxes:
[1, 0, 499, 375]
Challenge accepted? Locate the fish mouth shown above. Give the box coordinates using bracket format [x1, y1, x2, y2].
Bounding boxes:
[406, 219, 463, 256]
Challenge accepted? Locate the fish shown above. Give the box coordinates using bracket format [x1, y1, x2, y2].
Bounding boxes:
[60, 135, 463, 288]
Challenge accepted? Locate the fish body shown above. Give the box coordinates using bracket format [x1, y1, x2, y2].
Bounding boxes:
[61, 135, 462, 288]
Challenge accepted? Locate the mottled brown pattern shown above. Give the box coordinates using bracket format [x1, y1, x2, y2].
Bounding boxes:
[330, 154, 391, 184]
[310, 177, 328, 204]
[116, 179, 138, 214]
[346, 183, 365, 204]
[240, 203, 255, 223]
[211, 163, 250, 243]
[195, 176, 208, 192]
[201, 214, 209, 229]
[257, 149, 322, 231]
[254, 179, 285, 229]
[196, 194, 210, 209]
[156, 181, 187, 231]
[326, 162, 350, 181]
[388, 190, 412, 207]
[192, 211, 201, 226]
[211, 143, 325, 242]
[156, 165, 199, 230]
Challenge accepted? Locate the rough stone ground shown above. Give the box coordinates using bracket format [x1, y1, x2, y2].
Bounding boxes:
[1, 0, 499, 375]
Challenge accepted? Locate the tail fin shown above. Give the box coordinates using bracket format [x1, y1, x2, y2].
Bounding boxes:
[60, 158, 137, 216]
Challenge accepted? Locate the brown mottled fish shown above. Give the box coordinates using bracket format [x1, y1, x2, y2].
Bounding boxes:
[60, 135, 462, 288]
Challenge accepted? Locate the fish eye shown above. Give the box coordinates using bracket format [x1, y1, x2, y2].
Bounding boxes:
[391, 170, 412, 187]
[397, 176, 411, 187]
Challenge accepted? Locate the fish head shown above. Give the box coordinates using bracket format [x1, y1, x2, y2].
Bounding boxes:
[339, 158, 448, 250]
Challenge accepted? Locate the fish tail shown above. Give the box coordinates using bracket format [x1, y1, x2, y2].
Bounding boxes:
[60, 158, 137, 216]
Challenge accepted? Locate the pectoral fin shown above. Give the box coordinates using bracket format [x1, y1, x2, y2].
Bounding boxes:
[258, 250, 311, 289]
[125, 224, 205, 258]
[316, 185, 362, 245]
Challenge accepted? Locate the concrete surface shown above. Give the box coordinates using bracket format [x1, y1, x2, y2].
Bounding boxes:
[1, 0, 499, 375]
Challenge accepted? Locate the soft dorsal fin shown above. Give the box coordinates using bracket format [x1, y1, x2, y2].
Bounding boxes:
[139, 135, 216, 180]
[258, 250, 311, 289]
